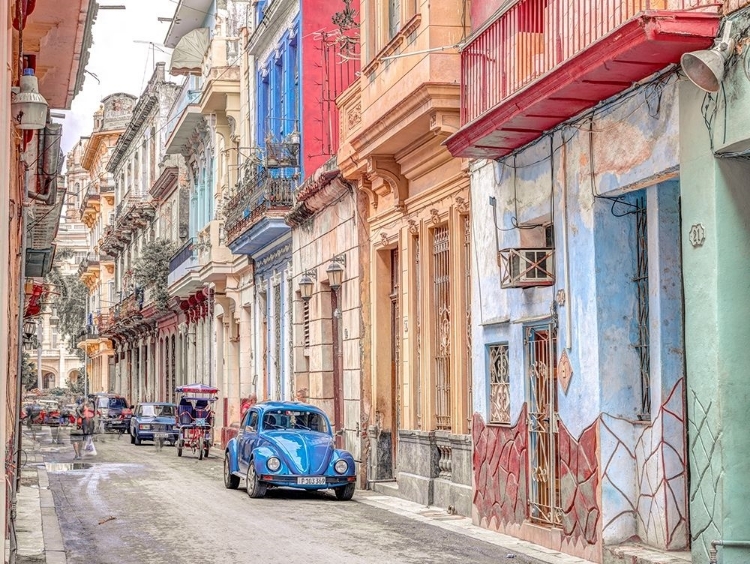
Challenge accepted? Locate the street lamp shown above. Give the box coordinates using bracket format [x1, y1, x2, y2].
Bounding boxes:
[298, 270, 317, 302]
[22, 319, 37, 347]
[326, 254, 346, 291]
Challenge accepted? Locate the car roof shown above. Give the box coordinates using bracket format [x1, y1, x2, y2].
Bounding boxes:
[256, 401, 325, 413]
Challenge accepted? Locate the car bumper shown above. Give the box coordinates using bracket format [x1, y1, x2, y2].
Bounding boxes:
[259, 475, 356, 489]
[136, 428, 179, 441]
[105, 419, 130, 430]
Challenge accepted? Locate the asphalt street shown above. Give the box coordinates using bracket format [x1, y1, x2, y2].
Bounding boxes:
[30, 426, 515, 564]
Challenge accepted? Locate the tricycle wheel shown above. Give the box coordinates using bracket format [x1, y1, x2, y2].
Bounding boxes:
[198, 444, 204, 460]
[224, 452, 239, 489]
[177, 439, 183, 457]
[334, 483, 356, 501]
[203, 445, 210, 459]
[246, 460, 266, 498]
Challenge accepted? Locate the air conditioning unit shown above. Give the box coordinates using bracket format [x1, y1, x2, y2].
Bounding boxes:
[498, 248, 555, 288]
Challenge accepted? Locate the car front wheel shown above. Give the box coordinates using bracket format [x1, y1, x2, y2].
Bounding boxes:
[334, 483, 355, 501]
[134, 431, 141, 446]
[224, 453, 240, 489]
[130, 430, 135, 444]
[246, 460, 266, 498]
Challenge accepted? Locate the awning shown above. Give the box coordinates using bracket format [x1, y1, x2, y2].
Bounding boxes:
[169, 28, 209, 76]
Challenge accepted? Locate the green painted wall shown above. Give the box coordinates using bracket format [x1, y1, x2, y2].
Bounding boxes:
[680, 31, 750, 562]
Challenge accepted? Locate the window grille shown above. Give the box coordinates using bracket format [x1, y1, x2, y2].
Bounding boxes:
[433, 225, 451, 431]
[273, 284, 282, 401]
[634, 198, 650, 419]
[488, 344, 510, 425]
[390, 249, 401, 432]
[463, 215, 472, 427]
[303, 298, 310, 349]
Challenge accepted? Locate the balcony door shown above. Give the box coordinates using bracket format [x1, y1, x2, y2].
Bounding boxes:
[390, 249, 401, 474]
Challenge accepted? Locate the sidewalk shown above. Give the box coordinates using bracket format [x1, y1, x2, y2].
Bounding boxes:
[355, 491, 597, 564]
[11, 431, 67, 564]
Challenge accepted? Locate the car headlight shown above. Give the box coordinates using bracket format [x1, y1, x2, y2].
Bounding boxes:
[267, 457, 281, 472]
[334, 459, 348, 474]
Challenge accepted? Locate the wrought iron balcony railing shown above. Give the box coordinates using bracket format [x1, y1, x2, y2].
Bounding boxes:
[79, 183, 99, 218]
[460, 0, 718, 125]
[169, 238, 196, 274]
[225, 167, 297, 245]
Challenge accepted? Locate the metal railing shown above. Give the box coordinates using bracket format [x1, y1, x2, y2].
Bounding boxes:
[460, 0, 718, 124]
[79, 183, 99, 217]
[169, 238, 196, 274]
[225, 168, 296, 244]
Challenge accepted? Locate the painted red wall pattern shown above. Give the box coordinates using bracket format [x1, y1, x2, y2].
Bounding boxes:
[558, 420, 600, 545]
[472, 408, 528, 528]
[473, 408, 601, 549]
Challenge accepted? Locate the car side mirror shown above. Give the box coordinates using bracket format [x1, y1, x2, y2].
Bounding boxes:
[335, 429, 344, 436]
[130, 405, 135, 410]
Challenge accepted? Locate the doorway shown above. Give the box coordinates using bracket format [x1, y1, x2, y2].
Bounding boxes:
[526, 323, 561, 526]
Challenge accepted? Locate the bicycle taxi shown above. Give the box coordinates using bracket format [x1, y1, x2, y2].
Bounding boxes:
[175, 384, 218, 460]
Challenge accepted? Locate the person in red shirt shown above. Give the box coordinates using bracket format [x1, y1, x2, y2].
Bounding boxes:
[239, 394, 257, 420]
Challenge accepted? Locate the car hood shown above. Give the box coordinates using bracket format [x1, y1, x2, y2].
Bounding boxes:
[263, 431, 334, 475]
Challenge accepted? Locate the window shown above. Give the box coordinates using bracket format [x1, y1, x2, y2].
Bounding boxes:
[388, 0, 401, 39]
[303, 298, 310, 349]
[488, 344, 510, 425]
[433, 225, 451, 430]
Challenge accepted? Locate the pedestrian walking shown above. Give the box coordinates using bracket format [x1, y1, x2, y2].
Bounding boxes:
[73, 399, 96, 459]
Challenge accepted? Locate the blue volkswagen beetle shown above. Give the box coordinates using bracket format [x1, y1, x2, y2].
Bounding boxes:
[224, 401, 356, 500]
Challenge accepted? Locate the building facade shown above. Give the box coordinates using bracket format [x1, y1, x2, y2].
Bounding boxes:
[78, 93, 137, 394]
[5, 0, 96, 554]
[337, 0, 473, 510]
[445, 0, 729, 562]
[97, 64, 180, 405]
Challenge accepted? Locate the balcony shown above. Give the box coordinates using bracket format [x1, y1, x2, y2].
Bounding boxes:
[77, 252, 101, 285]
[225, 167, 296, 257]
[196, 220, 234, 281]
[168, 238, 199, 292]
[165, 77, 203, 155]
[79, 183, 100, 225]
[446, 0, 721, 159]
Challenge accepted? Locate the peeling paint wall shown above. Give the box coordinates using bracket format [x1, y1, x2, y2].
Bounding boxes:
[470, 77, 688, 561]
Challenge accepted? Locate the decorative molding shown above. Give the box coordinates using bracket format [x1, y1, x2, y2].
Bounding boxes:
[455, 196, 470, 214]
[408, 219, 419, 235]
[367, 155, 408, 209]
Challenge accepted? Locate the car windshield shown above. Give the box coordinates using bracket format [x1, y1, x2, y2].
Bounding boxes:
[109, 398, 127, 408]
[262, 410, 329, 433]
[142, 405, 175, 417]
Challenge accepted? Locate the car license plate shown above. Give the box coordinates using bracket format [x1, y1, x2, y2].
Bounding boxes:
[297, 477, 326, 485]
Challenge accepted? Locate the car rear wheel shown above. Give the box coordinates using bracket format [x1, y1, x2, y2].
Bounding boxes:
[246, 460, 266, 498]
[224, 453, 239, 489]
[334, 483, 355, 501]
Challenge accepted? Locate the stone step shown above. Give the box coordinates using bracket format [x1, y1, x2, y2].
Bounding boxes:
[604, 543, 691, 564]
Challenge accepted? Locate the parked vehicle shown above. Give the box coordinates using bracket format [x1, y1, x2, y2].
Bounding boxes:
[175, 384, 218, 460]
[60, 404, 78, 426]
[24, 400, 62, 426]
[129, 403, 179, 446]
[224, 401, 357, 500]
[90, 394, 131, 432]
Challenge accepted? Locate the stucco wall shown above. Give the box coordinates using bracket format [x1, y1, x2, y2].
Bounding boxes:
[470, 77, 688, 559]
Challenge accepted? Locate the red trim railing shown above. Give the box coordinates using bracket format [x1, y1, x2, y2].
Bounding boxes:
[461, 0, 719, 125]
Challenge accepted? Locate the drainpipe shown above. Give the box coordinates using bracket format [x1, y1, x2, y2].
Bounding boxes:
[560, 133, 572, 350]
[709, 540, 750, 564]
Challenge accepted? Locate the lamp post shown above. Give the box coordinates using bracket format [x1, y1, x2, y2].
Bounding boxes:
[36, 318, 42, 390]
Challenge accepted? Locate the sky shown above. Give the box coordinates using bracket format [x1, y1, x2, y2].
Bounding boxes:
[58, 0, 180, 156]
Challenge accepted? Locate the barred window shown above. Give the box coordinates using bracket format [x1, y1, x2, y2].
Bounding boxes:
[488, 344, 510, 425]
